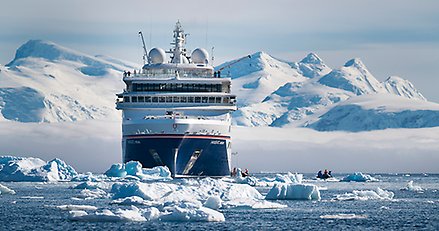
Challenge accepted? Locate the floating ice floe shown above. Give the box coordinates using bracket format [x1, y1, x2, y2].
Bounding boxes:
[0, 183, 15, 195]
[105, 161, 172, 181]
[341, 172, 379, 182]
[72, 181, 110, 190]
[265, 183, 321, 200]
[57, 204, 98, 211]
[0, 156, 77, 182]
[334, 187, 394, 201]
[400, 181, 423, 192]
[68, 206, 147, 222]
[320, 214, 368, 219]
[160, 202, 225, 222]
[73, 188, 109, 200]
[256, 172, 304, 187]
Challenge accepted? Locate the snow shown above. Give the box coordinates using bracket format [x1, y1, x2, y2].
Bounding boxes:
[341, 172, 379, 182]
[0, 156, 77, 182]
[72, 181, 110, 190]
[334, 188, 394, 201]
[203, 196, 222, 210]
[0, 183, 15, 195]
[265, 183, 321, 200]
[105, 161, 172, 181]
[401, 181, 423, 192]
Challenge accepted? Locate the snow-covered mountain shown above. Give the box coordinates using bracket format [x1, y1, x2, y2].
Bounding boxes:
[308, 94, 439, 132]
[0, 40, 136, 122]
[1, 40, 437, 132]
[225, 53, 437, 131]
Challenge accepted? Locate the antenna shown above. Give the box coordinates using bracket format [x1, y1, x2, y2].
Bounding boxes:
[138, 31, 148, 64]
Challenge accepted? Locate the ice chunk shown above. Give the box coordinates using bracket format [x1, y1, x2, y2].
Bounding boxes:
[105, 163, 126, 177]
[334, 187, 394, 201]
[74, 189, 108, 200]
[142, 207, 161, 221]
[222, 199, 287, 209]
[110, 196, 152, 206]
[68, 206, 146, 222]
[0, 156, 77, 182]
[56, 205, 98, 211]
[204, 196, 222, 210]
[401, 181, 423, 192]
[320, 214, 368, 219]
[104, 161, 172, 181]
[258, 172, 303, 187]
[111, 182, 174, 200]
[341, 172, 379, 182]
[0, 183, 16, 195]
[72, 181, 110, 190]
[265, 183, 321, 200]
[160, 205, 225, 222]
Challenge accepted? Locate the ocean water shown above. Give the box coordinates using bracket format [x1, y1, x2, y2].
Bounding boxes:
[0, 173, 438, 230]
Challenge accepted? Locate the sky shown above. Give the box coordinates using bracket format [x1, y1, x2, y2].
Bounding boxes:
[1, 0, 439, 102]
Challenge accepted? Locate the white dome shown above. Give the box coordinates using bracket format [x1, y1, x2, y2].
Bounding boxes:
[191, 48, 209, 64]
[148, 47, 166, 64]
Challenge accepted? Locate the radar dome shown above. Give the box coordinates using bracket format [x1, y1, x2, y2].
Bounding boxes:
[191, 48, 209, 64]
[148, 47, 166, 64]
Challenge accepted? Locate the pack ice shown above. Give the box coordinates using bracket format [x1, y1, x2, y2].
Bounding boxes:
[0, 156, 77, 181]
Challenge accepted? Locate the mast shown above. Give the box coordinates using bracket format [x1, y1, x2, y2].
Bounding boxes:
[167, 20, 189, 64]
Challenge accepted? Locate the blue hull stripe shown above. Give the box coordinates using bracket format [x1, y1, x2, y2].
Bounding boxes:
[124, 137, 230, 176]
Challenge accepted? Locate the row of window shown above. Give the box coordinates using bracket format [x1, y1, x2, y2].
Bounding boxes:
[121, 96, 235, 104]
[131, 83, 225, 93]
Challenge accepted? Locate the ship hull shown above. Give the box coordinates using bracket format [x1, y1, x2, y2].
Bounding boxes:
[123, 134, 231, 176]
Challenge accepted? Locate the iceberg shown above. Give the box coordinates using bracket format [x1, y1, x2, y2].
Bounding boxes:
[265, 183, 320, 200]
[341, 172, 379, 182]
[0, 183, 15, 195]
[72, 181, 110, 190]
[160, 205, 225, 222]
[334, 187, 394, 201]
[105, 161, 172, 181]
[401, 181, 423, 192]
[0, 156, 77, 182]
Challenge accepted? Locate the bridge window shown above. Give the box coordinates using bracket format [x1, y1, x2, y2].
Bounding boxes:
[131, 96, 138, 102]
[215, 97, 222, 103]
[152, 97, 158, 102]
[195, 97, 201, 103]
[181, 97, 187, 103]
[138, 96, 145, 102]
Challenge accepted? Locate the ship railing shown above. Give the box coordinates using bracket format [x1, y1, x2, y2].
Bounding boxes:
[142, 115, 228, 122]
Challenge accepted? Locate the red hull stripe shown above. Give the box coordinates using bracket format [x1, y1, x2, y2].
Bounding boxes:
[124, 134, 231, 140]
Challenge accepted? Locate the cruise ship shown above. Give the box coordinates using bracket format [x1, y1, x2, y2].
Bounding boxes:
[116, 21, 237, 177]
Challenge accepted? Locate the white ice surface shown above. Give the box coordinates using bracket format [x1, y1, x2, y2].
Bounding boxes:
[341, 172, 379, 182]
[0, 156, 77, 182]
[105, 161, 172, 181]
[265, 183, 321, 200]
[334, 188, 394, 201]
[0, 183, 15, 195]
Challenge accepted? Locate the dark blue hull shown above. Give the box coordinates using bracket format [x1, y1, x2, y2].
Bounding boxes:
[123, 134, 230, 176]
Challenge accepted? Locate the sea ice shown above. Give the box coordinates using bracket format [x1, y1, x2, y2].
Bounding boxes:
[105, 161, 172, 181]
[401, 181, 423, 192]
[204, 196, 222, 210]
[0, 156, 77, 182]
[68, 206, 146, 222]
[110, 196, 152, 206]
[0, 183, 15, 195]
[258, 172, 303, 187]
[265, 183, 320, 200]
[160, 203, 225, 222]
[334, 187, 394, 201]
[74, 188, 108, 200]
[72, 181, 110, 190]
[320, 214, 368, 219]
[341, 172, 379, 182]
[56, 204, 98, 211]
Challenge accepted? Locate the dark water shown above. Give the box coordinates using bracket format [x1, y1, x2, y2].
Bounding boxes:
[0, 173, 438, 230]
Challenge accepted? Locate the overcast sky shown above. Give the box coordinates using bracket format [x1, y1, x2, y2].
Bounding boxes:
[1, 0, 439, 101]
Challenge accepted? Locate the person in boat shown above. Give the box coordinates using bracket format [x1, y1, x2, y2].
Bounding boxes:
[317, 170, 323, 179]
[231, 167, 237, 177]
[322, 169, 331, 179]
[241, 168, 249, 177]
